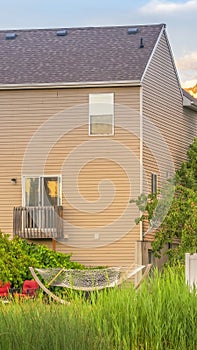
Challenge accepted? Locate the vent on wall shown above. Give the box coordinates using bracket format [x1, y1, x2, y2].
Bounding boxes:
[56, 30, 67, 36]
[127, 28, 139, 35]
[5, 33, 17, 40]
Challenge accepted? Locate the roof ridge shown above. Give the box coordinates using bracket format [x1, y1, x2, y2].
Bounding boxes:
[0, 23, 165, 33]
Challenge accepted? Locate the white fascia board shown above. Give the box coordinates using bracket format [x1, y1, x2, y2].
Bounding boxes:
[0, 80, 141, 90]
[163, 28, 183, 98]
[141, 25, 165, 83]
[141, 25, 183, 98]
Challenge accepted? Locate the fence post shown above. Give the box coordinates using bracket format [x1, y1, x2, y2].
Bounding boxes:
[185, 253, 197, 290]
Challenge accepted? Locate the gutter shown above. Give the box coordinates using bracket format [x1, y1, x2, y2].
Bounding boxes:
[0, 80, 141, 90]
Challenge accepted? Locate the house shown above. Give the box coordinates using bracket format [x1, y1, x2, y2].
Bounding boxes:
[0, 24, 197, 268]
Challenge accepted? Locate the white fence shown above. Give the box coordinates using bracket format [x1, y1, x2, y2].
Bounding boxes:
[185, 253, 197, 290]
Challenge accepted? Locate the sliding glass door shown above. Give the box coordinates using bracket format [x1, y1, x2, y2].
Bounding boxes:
[23, 176, 61, 232]
[24, 176, 61, 207]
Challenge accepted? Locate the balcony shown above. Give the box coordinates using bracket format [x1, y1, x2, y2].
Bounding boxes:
[13, 206, 63, 239]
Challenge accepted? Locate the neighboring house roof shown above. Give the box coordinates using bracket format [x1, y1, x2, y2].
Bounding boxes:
[182, 89, 197, 111]
[0, 24, 164, 85]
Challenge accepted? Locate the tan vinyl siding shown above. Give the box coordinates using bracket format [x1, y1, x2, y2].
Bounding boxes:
[32, 226, 140, 267]
[0, 86, 141, 266]
[142, 30, 197, 241]
[143, 31, 197, 191]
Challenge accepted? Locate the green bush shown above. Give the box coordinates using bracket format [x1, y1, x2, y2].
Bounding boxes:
[0, 231, 83, 287]
[131, 136, 197, 264]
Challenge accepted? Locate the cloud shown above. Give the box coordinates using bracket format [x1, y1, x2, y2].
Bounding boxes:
[139, 0, 197, 14]
[175, 52, 197, 87]
[182, 79, 197, 88]
[176, 52, 197, 70]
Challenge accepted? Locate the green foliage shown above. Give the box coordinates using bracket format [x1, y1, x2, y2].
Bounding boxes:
[0, 231, 83, 287]
[132, 137, 197, 265]
[130, 192, 158, 224]
[176, 138, 197, 190]
[152, 185, 197, 263]
[0, 267, 197, 350]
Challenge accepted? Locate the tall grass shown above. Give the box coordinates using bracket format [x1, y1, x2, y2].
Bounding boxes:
[0, 267, 197, 350]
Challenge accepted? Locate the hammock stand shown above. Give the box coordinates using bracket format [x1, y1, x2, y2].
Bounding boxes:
[29, 264, 151, 305]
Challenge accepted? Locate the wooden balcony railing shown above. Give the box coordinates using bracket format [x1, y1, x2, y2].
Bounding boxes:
[13, 206, 63, 239]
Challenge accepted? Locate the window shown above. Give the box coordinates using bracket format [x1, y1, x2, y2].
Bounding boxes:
[89, 93, 114, 135]
[151, 173, 157, 194]
[23, 176, 61, 207]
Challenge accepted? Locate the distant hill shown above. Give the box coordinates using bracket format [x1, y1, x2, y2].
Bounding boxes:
[185, 84, 197, 99]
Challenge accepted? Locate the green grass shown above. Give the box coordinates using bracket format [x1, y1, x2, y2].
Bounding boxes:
[0, 267, 197, 350]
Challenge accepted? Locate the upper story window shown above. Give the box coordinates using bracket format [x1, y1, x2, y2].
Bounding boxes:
[89, 93, 114, 135]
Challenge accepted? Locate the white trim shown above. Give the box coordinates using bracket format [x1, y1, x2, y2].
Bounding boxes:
[0, 80, 141, 91]
[141, 25, 165, 83]
[162, 29, 183, 98]
[88, 92, 114, 136]
[139, 85, 143, 241]
[139, 86, 143, 195]
[141, 26, 183, 98]
[22, 177, 26, 206]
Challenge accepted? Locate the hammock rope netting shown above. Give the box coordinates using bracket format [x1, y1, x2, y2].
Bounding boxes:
[35, 265, 145, 291]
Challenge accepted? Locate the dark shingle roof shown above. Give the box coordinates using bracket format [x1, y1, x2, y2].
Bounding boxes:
[0, 24, 164, 85]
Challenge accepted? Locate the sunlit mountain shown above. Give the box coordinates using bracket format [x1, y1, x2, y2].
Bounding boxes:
[185, 84, 197, 99]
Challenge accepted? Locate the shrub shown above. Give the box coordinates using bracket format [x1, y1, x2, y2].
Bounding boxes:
[0, 231, 83, 287]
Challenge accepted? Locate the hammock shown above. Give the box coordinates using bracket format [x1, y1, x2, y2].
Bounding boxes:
[29, 264, 146, 304]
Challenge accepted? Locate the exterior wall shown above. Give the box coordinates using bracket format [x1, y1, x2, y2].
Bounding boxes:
[141, 241, 168, 268]
[142, 31, 197, 191]
[140, 30, 197, 259]
[0, 86, 141, 266]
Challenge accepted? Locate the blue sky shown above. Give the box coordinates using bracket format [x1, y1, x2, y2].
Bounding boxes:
[0, 0, 197, 87]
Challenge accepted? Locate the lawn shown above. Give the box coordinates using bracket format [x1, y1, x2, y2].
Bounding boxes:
[0, 267, 197, 350]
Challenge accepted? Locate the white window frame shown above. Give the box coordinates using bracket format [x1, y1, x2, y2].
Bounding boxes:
[22, 175, 62, 206]
[89, 93, 114, 136]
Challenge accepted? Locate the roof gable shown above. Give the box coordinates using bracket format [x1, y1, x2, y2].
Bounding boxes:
[0, 24, 164, 85]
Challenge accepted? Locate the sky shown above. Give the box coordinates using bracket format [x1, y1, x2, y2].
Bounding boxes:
[0, 0, 196, 87]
